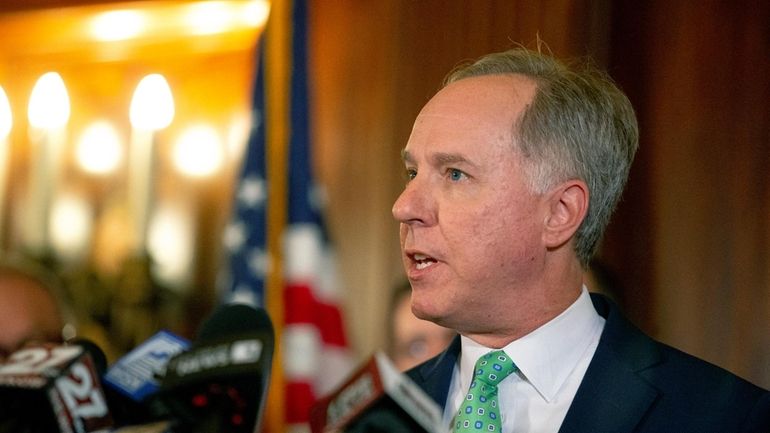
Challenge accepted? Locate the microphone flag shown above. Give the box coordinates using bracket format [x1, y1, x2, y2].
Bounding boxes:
[103, 330, 190, 403]
[0, 342, 114, 432]
[309, 352, 442, 433]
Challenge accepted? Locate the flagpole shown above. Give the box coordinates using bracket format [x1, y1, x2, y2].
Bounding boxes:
[264, 0, 291, 431]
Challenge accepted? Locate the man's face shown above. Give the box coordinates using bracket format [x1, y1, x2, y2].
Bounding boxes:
[392, 74, 548, 334]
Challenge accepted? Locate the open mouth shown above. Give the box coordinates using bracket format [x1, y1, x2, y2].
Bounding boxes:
[412, 253, 437, 270]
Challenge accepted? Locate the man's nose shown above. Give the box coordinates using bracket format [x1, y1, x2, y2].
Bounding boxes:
[392, 177, 433, 226]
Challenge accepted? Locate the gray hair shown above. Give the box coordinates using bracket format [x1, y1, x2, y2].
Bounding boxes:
[444, 48, 639, 267]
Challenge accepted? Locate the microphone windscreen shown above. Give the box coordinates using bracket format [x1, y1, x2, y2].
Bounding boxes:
[69, 338, 108, 375]
[158, 303, 275, 433]
[197, 303, 274, 342]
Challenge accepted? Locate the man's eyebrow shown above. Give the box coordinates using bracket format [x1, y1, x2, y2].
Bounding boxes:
[432, 152, 470, 166]
[401, 150, 472, 167]
[401, 149, 412, 164]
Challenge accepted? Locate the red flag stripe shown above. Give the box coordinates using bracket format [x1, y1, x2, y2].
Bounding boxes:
[285, 283, 348, 347]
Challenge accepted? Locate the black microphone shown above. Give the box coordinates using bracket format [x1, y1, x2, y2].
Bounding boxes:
[0, 341, 114, 433]
[158, 303, 275, 433]
[71, 338, 109, 376]
[309, 352, 443, 433]
[101, 330, 190, 427]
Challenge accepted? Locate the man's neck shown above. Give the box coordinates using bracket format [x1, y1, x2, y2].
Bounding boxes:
[460, 286, 582, 348]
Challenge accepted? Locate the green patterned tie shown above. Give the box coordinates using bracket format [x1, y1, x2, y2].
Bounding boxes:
[454, 350, 517, 432]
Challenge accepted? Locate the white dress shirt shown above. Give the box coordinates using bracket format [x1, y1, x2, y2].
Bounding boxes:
[442, 287, 605, 433]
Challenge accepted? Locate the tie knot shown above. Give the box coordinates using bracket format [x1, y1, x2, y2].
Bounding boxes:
[473, 350, 517, 387]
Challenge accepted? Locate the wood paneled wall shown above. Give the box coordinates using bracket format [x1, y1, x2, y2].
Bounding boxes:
[608, 0, 770, 387]
[310, 0, 770, 389]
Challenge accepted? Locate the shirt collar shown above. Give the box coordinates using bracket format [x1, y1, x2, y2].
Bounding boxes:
[459, 287, 605, 402]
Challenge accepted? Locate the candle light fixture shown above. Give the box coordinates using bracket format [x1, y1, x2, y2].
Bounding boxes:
[128, 73, 174, 254]
[25, 72, 70, 256]
[28, 72, 70, 129]
[0, 85, 11, 246]
[76, 120, 123, 176]
[173, 124, 224, 178]
[0, 86, 10, 138]
[0, 0, 270, 355]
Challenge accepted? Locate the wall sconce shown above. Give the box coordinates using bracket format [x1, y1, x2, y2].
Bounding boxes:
[0, 85, 11, 239]
[25, 72, 70, 256]
[0, 0, 270, 353]
[173, 124, 225, 178]
[128, 73, 175, 254]
[76, 120, 123, 176]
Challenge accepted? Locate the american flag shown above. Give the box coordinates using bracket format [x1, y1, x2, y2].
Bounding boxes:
[221, 1, 352, 431]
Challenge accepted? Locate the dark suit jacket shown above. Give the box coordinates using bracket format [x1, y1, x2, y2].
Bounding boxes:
[406, 293, 770, 432]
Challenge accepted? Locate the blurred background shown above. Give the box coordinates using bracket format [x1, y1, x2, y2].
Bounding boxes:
[0, 0, 767, 431]
[0, 0, 268, 353]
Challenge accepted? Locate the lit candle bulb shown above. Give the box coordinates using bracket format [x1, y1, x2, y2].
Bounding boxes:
[0, 85, 12, 246]
[173, 124, 224, 178]
[25, 72, 70, 255]
[128, 73, 174, 254]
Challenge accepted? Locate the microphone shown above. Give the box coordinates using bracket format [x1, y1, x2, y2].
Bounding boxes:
[101, 330, 190, 426]
[309, 351, 443, 433]
[71, 338, 109, 377]
[0, 341, 114, 433]
[158, 303, 275, 433]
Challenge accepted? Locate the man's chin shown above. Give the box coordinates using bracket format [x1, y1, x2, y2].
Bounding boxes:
[412, 306, 453, 328]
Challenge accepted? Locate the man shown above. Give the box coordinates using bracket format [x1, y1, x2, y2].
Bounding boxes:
[392, 48, 770, 432]
[0, 259, 69, 360]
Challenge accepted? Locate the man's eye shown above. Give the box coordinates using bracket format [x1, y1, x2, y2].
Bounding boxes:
[448, 168, 466, 181]
[405, 168, 417, 181]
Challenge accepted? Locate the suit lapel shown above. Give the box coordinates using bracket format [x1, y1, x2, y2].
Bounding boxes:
[558, 294, 662, 433]
[407, 335, 461, 407]
[558, 344, 659, 432]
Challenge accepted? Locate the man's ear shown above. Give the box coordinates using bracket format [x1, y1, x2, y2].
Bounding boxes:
[542, 180, 589, 249]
